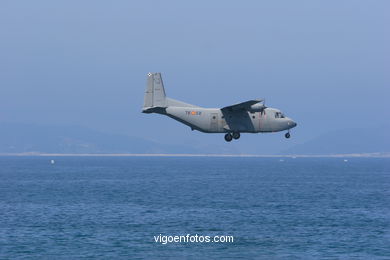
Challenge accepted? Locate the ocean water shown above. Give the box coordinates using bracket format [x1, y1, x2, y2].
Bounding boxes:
[0, 156, 389, 259]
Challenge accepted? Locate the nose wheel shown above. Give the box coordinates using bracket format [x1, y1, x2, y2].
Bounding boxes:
[233, 132, 240, 140]
[285, 132, 291, 139]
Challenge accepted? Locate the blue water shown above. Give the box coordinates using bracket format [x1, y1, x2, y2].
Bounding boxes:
[0, 157, 389, 259]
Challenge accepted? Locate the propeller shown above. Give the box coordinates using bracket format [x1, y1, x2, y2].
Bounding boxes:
[260, 99, 267, 116]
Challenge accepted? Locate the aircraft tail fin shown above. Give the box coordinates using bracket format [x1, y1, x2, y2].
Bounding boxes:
[143, 72, 167, 109]
[143, 72, 198, 113]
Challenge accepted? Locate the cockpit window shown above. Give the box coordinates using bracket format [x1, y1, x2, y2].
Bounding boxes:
[275, 112, 285, 118]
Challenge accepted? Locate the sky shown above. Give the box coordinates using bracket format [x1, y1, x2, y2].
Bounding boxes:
[0, 1, 389, 153]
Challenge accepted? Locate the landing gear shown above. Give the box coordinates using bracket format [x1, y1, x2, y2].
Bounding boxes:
[224, 133, 233, 142]
[225, 132, 240, 142]
[285, 132, 291, 139]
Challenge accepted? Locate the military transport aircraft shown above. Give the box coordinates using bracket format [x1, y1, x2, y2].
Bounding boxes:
[142, 73, 297, 142]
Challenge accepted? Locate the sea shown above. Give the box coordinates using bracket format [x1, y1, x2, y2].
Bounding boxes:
[0, 156, 389, 259]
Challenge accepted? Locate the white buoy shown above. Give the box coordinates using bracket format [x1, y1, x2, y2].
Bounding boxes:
[51, 160, 55, 164]
[343, 159, 348, 162]
[279, 159, 284, 162]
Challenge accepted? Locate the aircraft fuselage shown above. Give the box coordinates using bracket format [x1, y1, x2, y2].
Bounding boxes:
[159, 107, 296, 133]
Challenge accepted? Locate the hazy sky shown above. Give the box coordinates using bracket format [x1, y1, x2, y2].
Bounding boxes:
[0, 1, 389, 152]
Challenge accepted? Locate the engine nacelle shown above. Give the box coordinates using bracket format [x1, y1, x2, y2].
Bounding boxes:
[248, 103, 266, 112]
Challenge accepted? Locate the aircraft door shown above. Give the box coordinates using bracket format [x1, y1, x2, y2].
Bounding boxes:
[210, 113, 219, 132]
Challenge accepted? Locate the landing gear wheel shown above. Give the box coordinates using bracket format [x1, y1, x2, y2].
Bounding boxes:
[224, 133, 233, 142]
[233, 132, 240, 140]
[285, 132, 291, 139]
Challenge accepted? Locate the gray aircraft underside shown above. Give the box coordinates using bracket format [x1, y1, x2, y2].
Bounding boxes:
[142, 72, 297, 142]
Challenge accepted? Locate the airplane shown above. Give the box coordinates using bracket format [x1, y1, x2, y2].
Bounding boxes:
[142, 73, 297, 142]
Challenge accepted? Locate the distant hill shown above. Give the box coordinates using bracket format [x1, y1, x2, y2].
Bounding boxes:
[1, 123, 388, 155]
[282, 127, 390, 155]
[0, 123, 201, 154]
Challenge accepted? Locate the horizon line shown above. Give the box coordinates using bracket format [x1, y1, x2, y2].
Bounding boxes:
[0, 152, 389, 158]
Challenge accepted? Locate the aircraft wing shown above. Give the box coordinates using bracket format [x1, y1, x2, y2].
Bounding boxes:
[221, 99, 263, 111]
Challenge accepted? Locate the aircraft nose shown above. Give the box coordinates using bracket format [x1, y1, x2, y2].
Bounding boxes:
[292, 121, 297, 127]
[287, 119, 297, 128]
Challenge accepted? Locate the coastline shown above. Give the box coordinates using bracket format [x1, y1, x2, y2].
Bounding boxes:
[0, 153, 389, 158]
